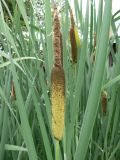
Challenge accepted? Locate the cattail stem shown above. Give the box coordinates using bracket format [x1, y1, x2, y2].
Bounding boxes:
[73, 63, 77, 80]
[55, 140, 60, 160]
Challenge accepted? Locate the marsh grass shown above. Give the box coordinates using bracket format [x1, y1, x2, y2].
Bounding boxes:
[0, 0, 120, 160]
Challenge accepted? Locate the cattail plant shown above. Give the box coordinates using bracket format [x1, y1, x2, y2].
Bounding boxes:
[101, 90, 108, 115]
[69, 8, 77, 63]
[51, 6, 65, 141]
[69, 8, 81, 63]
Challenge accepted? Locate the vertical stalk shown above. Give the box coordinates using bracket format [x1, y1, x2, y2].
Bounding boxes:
[55, 140, 60, 160]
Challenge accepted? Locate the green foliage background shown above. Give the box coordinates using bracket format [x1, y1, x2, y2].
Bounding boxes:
[0, 0, 120, 160]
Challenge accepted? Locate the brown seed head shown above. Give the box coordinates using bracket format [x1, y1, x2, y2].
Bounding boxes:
[101, 90, 108, 115]
[70, 27, 77, 63]
[60, 32, 63, 66]
[69, 8, 78, 63]
[53, 8, 62, 67]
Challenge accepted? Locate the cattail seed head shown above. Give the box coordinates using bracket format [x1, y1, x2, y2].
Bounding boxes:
[60, 32, 63, 66]
[101, 90, 108, 115]
[70, 27, 77, 63]
[51, 6, 65, 141]
[69, 8, 79, 63]
[53, 8, 62, 67]
[51, 66, 65, 141]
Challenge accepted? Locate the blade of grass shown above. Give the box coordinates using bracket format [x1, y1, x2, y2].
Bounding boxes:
[10, 61, 38, 160]
[44, 0, 53, 80]
[32, 86, 53, 160]
[5, 144, 28, 152]
[0, 70, 11, 160]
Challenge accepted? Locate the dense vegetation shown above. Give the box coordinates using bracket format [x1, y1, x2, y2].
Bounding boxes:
[0, 0, 120, 160]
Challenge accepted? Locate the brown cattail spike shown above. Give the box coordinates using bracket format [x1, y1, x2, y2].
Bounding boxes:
[70, 27, 77, 63]
[52, 5, 65, 141]
[51, 66, 65, 141]
[101, 90, 108, 115]
[53, 7, 62, 67]
[60, 32, 63, 66]
[69, 8, 78, 63]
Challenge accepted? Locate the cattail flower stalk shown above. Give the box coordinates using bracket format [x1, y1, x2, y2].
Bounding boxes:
[51, 6, 65, 141]
[70, 8, 77, 63]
